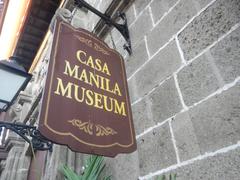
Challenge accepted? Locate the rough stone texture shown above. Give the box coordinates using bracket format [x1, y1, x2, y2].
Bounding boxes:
[132, 97, 155, 135]
[71, 9, 88, 29]
[134, 40, 182, 98]
[172, 112, 201, 161]
[170, 148, 240, 180]
[148, 77, 182, 123]
[177, 54, 220, 106]
[195, 0, 213, 10]
[134, 0, 151, 16]
[102, 151, 140, 180]
[138, 123, 177, 176]
[150, 0, 178, 23]
[147, 0, 198, 55]
[128, 76, 139, 103]
[129, 8, 153, 46]
[210, 26, 240, 83]
[104, 34, 114, 49]
[0, 146, 24, 180]
[178, 0, 240, 61]
[189, 82, 240, 154]
[126, 5, 136, 26]
[125, 39, 148, 77]
[98, 0, 112, 12]
[115, 37, 127, 58]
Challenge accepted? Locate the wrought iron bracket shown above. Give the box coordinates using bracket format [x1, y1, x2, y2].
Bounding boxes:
[74, 0, 132, 55]
[0, 121, 53, 152]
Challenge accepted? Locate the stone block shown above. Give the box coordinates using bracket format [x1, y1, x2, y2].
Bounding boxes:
[98, 0, 112, 12]
[102, 151, 140, 180]
[178, 0, 240, 61]
[115, 37, 127, 58]
[148, 77, 182, 123]
[128, 77, 139, 103]
[210, 26, 240, 83]
[111, 24, 122, 43]
[125, 39, 148, 77]
[132, 97, 155, 135]
[189, 82, 240, 154]
[177, 54, 220, 106]
[171, 148, 240, 180]
[194, 0, 213, 10]
[134, 0, 151, 16]
[126, 5, 136, 26]
[147, 0, 198, 56]
[71, 9, 88, 29]
[134, 40, 181, 99]
[172, 112, 201, 161]
[150, 0, 178, 23]
[129, 8, 153, 46]
[138, 123, 177, 176]
[104, 34, 114, 49]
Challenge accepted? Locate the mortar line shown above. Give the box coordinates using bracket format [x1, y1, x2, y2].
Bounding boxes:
[127, 37, 174, 81]
[148, 6, 155, 27]
[187, 76, 240, 110]
[175, 36, 187, 65]
[169, 120, 181, 164]
[151, 0, 181, 29]
[132, 3, 137, 18]
[176, 0, 217, 37]
[139, 142, 240, 180]
[128, 0, 219, 81]
[129, 0, 155, 28]
[144, 36, 151, 59]
[135, 76, 240, 140]
[185, 23, 240, 64]
[130, 22, 239, 108]
[131, 75, 173, 106]
[136, 118, 171, 139]
[128, 0, 218, 81]
[174, 73, 188, 111]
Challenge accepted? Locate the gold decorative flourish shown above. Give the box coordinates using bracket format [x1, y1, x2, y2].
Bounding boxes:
[68, 119, 93, 135]
[74, 35, 93, 48]
[68, 119, 117, 137]
[94, 43, 110, 55]
[95, 124, 117, 137]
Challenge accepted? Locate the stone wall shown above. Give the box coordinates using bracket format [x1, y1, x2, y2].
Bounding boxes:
[102, 0, 240, 179]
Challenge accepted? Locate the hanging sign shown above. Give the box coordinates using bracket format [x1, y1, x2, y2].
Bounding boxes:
[39, 19, 136, 157]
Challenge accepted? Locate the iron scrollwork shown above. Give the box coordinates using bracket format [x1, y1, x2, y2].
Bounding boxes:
[74, 0, 132, 55]
[0, 121, 53, 152]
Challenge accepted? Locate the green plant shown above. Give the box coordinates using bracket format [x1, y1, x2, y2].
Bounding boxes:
[60, 155, 111, 180]
[157, 174, 177, 180]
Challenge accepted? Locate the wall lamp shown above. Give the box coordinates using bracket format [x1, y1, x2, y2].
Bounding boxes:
[0, 57, 53, 151]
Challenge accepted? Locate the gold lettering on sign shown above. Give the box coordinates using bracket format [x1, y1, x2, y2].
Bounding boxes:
[53, 49, 127, 117]
[76, 50, 111, 75]
[54, 78, 127, 116]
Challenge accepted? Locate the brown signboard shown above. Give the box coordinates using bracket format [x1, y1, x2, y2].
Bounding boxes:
[39, 19, 136, 157]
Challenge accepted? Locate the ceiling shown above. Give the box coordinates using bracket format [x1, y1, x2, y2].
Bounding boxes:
[13, 0, 62, 71]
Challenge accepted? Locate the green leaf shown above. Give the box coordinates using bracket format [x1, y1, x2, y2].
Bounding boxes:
[59, 155, 111, 180]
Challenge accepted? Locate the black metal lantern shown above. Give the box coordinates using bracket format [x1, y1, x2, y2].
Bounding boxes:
[0, 57, 32, 111]
[0, 57, 53, 151]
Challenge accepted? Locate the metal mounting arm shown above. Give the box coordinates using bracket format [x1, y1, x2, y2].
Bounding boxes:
[74, 0, 132, 55]
[0, 121, 53, 151]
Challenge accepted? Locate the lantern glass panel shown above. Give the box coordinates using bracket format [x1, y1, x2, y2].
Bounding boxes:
[0, 69, 27, 102]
